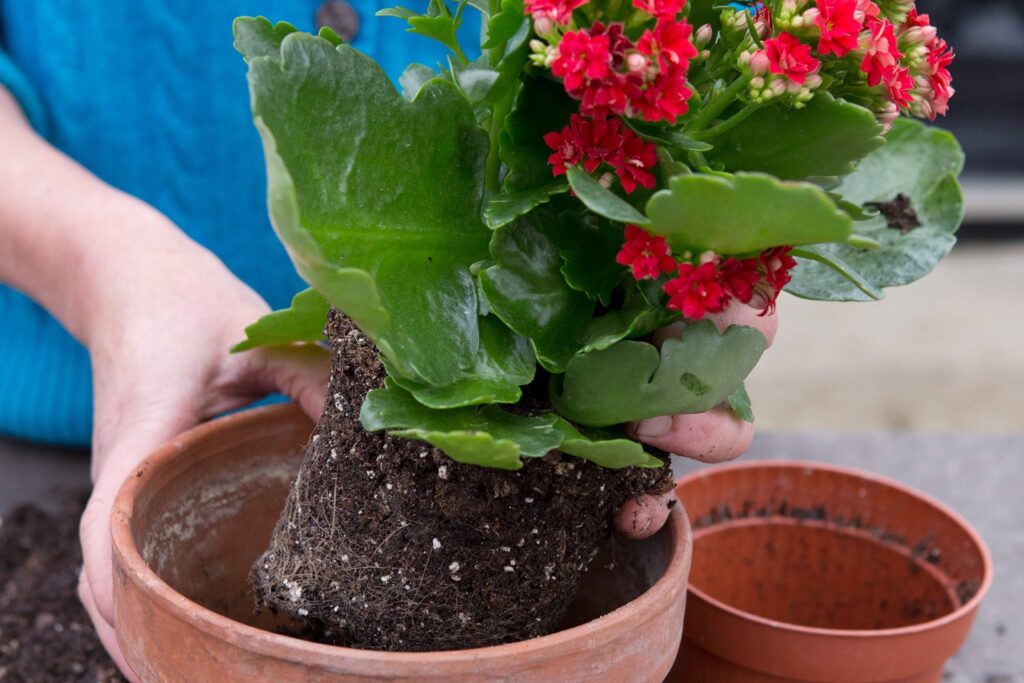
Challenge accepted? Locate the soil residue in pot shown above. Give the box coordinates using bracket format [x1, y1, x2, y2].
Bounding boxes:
[0, 495, 125, 682]
[250, 311, 674, 651]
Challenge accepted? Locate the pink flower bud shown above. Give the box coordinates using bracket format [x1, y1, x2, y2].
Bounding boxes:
[532, 13, 555, 37]
[626, 52, 650, 74]
[749, 50, 770, 75]
[695, 23, 713, 48]
[699, 250, 720, 265]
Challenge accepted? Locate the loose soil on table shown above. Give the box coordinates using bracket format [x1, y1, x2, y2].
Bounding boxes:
[251, 310, 674, 652]
[0, 495, 125, 682]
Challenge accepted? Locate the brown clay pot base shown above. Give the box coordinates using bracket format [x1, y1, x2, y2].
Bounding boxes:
[111, 404, 693, 682]
[669, 461, 992, 683]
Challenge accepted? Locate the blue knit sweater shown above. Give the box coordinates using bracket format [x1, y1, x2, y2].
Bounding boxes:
[0, 1, 480, 446]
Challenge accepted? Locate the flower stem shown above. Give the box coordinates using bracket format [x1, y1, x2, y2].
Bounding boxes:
[685, 76, 749, 134]
[485, 0, 506, 193]
[690, 103, 761, 141]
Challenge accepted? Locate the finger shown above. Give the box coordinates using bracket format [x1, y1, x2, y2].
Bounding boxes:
[630, 406, 754, 462]
[654, 302, 778, 350]
[215, 344, 329, 421]
[706, 300, 778, 348]
[78, 571, 140, 682]
[614, 492, 676, 539]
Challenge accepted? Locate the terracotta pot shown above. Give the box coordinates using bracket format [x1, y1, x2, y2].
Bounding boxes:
[668, 461, 992, 683]
[111, 403, 694, 682]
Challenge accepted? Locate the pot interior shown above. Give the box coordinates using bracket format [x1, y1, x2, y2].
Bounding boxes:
[128, 416, 672, 642]
[678, 463, 987, 631]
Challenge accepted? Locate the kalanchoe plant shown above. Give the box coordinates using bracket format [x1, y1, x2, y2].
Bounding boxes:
[232, 0, 962, 650]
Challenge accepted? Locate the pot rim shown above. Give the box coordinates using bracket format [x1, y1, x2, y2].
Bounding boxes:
[676, 459, 993, 639]
[111, 403, 692, 668]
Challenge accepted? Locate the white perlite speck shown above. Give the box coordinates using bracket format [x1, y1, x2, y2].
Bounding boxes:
[381, 575, 391, 584]
[298, 608, 309, 617]
[432, 538, 442, 550]
[287, 585, 303, 602]
[448, 561, 461, 573]
[504, 565, 514, 573]
[524, 497, 534, 503]
[438, 465, 449, 480]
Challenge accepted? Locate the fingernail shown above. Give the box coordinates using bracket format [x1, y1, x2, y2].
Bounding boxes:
[635, 415, 673, 438]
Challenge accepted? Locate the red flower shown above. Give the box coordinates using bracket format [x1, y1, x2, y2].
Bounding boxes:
[637, 18, 698, 73]
[663, 262, 728, 320]
[524, 0, 590, 25]
[616, 225, 677, 280]
[923, 38, 954, 118]
[761, 33, 821, 85]
[718, 257, 761, 304]
[855, 0, 880, 22]
[815, 0, 862, 57]
[887, 65, 914, 109]
[544, 115, 656, 193]
[632, 0, 686, 19]
[552, 27, 613, 93]
[760, 247, 796, 289]
[616, 132, 658, 193]
[629, 61, 693, 124]
[860, 18, 902, 87]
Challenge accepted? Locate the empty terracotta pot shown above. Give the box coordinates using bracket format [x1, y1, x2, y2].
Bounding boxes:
[668, 461, 992, 683]
[111, 403, 693, 682]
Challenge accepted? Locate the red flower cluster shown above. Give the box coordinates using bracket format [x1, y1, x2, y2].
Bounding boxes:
[551, 18, 697, 124]
[616, 227, 797, 319]
[901, 10, 954, 119]
[661, 250, 796, 319]
[544, 114, 657, 193]
[761, 32, 821, 85]
[615, 225, 676, 279]
[524, 0, 589, 25]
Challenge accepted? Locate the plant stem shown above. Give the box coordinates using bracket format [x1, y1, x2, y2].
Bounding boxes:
[690, 103, 760, 141]
[685, 76, 749, 134]
[484, 0, 506, 193]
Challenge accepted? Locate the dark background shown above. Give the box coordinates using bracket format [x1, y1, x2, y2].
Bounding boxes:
[926, 0, 1024, 236]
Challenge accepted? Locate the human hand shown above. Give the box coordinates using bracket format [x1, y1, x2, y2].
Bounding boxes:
[76, 222, 328, 679]
[613, 301, 778, 538]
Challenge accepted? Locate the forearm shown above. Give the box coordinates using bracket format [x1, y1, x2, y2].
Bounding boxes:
[0, 87, 203, 346]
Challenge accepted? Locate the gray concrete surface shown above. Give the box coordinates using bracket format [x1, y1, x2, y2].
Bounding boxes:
[1, 432, 1020, 680]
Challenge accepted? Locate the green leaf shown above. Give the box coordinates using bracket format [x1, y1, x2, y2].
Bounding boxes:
[233, 17, 299, 60]
[553, 419, 663, 469]
[566, 166, 651, 225]
[726, 384, 754, 423]
[499, 76, 577, 191]
[383, 315, 535, 408]
[550, 321, 767, 427]
[705, 95, 885, 180]
[787, 120, 965, 301]
[360, 382, 563, 470]
[645, 172, 852, 254]
[479, 215, 594, 372]
[582, 281, 668, 352]
[398, 63, 437, 100]
[379, 0, 468, 56]
[232, 288, 329, 352]
[790, 246, 883, 300]
[482, 0, 526, 48]
[687, 0, 724, 29]
[550, 214, 626, 306]
[484, 180, 568, 229]
[237, 23, 491, 386]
